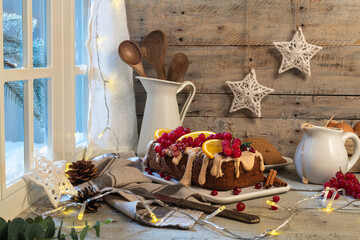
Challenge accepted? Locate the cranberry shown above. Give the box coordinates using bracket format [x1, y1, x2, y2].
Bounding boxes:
[223, 147, 233, 156]
[357, 193, 360, 199]
[336, 171, 344, 180]
[351, 183, 358, 192]
[173, 151, 180, 157]
[323, 182, 331, 189]
[215, 133, 223, 140]
[272, 195, 280, 202]
[357, 184, 360, 193]
[145, 167, 149, 172]
[147, 170, 153, 175]
[221, 140, 231, 147]
[184, 128, 191, 133]
[345, 180, 353, 189]
[171, 145, 178, 152]
[161, 132, 169, 139]
[338, 178, 346, 188]
[210, 190, 218, 196]
[346, 189, 352, 196]
[249, 148, 256, 153]
[236, 202, 245, 211]
[233, 138, 241, 145]
[345, 173, 356, 180]
[254, 183, 262, 189]
[164, 176, 171, 181]
[352, 191, 358, 199]
[223, 132, 232, 140]
[332, 181, 339, 189]
[271, 206, 278, 210]
[334, 192, 340, 199]
[329, 177, 337, 185]
[327, 190, 333, 199]
[233, 187, 241, 195]
[159, 172, 165, 178]
[154, 145, 162, 153]
[232, 150, 242, 158]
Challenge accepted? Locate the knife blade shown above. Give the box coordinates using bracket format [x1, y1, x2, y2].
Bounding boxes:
[128, 188, 260, 224]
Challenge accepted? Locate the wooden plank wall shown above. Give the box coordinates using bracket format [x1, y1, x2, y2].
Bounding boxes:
[125, 0, 360, 158]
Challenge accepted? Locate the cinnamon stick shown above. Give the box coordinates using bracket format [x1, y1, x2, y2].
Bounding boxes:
[273, 177, 288, 187]
[267, 170, 277, 189]
[264, 169, 274, 189]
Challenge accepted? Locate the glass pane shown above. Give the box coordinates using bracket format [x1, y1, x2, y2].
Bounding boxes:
[32, 0, 48, 68]
[34, 78, 50, 157]
[5, 81, 25, 185]
[75, 0, 89, 65]
[3, 0, 23, 69]
[75, 75, 88, 146]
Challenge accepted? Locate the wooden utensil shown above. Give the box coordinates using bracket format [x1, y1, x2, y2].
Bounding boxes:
[141, 30, 167, 80]
[118, 40, 146, 77]
[129, 188, 260, 224]
[168, 53, 189, 82]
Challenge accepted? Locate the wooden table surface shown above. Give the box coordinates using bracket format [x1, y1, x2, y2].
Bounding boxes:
[18, 166, 360, 240]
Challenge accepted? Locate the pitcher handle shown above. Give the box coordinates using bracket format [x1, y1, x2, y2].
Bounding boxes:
[177, 81, 196, 125]
[341, 132, 360, 172]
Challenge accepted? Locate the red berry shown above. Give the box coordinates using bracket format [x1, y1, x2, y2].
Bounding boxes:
[215, 133, 223, 139]
[327, 190, 333, 199]
[329, 177, 337, 185]
[173, 151, 180, 157]
[233, 138, 241, 145]
[335, 192, 340, 199]
[357, 184, 360, 193]
[223, 132, 232, 140]
[232, 143, 240, 149]
[346, 189, 352, 196]
[159, 172, 165, 178]
[255, 183, 262, 189]
[171, 145, 178, 152]
[164, 176, 171, 181]
[338, 178, 346, 188]
[223, 147, 233, 156]
[155, 145, 162, 153]
[345, 173, 356, 180]
[332, 181, 339, 189]
[236, 202, 245, 211]
[198, 133, 206, 140]
[161, 132, 168, 139]
[351, 183, 358, 192]
[233, 187, 241, 195]
[352, 191, 358, 199]
[271, 206, 278, 210]
[221, 140, 231, 147]
[272, 195, 280, 202]
[232, 150, 242, 158]
[336, 171, 344, 180]
[161, 149, 167, 156]
[147, 170, 153, 175]
[249, 147, 256, 153]
[323, 182, 331, 189]
[184, 128, 191, 133]
[210, 190, 218, 196]
[357, 193, 360, 199]
[346, 180, 353, 189]
[145, 167, 149, 172]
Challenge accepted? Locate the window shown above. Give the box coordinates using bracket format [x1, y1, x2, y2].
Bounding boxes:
[0, 1, 89, 220]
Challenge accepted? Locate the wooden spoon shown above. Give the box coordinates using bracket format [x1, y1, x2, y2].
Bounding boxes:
[167, 53, 189, 82]
[141, 30, 167, 80]
[118, 40, 146, 77]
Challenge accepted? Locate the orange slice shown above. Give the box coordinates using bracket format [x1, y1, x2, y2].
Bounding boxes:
[154, 128, 172, 140]
[177, 131, 216, 142]
[202, 139, 223, 159]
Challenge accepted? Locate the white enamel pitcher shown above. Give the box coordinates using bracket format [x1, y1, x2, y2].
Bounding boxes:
[294, 123, 360, 184]
[136, 76, 196, 157]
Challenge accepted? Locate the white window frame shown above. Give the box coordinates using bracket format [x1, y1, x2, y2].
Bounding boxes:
[0, 0, 83, 220]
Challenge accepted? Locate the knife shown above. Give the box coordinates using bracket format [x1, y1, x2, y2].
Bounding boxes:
[128, 188, 260, 224]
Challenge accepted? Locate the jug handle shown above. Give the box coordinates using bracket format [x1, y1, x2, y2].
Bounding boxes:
[341, 132, 360, 172]
[177, 81, 196, 125]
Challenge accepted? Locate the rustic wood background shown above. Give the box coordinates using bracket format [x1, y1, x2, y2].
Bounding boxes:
[125, 0, 360, 164]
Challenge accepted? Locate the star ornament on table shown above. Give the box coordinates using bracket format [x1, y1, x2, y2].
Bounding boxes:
[273, 27, 322, 76]
[23, 151, 77, 208]
[226, 68, 274, 117]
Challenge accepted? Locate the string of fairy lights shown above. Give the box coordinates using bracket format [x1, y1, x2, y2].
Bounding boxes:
[86, 0, 120, 157]
[42, 187, 360, 239]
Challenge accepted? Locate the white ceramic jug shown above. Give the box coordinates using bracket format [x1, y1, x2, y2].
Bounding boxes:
[294, 123, 360, 184]
[136, 76, 196, 157]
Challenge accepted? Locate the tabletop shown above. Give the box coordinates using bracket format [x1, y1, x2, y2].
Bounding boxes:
[18, 165, 360, 240]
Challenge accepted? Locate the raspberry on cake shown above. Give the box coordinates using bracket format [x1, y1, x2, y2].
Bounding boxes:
[144, 127, 265, 191]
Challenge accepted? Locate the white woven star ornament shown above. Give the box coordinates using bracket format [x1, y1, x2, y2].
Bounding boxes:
[226, 68, 274, 117]
[23, 152, 77, 208]
[273, 27, 322, 76]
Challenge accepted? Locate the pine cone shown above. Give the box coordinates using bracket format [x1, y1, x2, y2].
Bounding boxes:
[75, 186, 103, 213]
[67, 160, 98, 186]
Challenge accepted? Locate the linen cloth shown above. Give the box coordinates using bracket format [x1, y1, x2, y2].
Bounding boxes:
[76, 153, 204, 229]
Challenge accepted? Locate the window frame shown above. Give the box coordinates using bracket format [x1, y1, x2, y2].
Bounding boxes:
[0, 0, 82, 220]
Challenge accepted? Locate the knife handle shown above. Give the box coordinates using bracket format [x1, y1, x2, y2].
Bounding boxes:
[178, 200, 260, 224]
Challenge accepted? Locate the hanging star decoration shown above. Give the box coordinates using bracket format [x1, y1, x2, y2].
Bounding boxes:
[273, 27, 322, 76]
[226, 68, 274, 117]
[23, 151, 77, 208]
